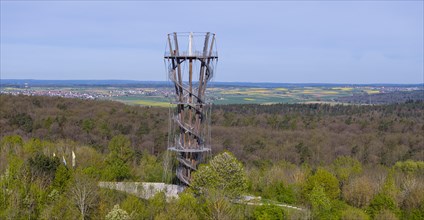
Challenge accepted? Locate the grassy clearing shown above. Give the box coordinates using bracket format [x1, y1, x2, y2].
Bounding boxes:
[132, 100, 172, 107]
[321, 91, 339, 95]
[332, 87, 353, 91]
[301, 90, 317, 94]
[117, 99, 172, 107]
[113, 96, 172, 107]
[364, 89, 380, 94]
[3, 87, 21, 90]
[275, 88, 288, 91]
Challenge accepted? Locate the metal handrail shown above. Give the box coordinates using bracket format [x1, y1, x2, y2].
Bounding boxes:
[164, 51, 218, 57]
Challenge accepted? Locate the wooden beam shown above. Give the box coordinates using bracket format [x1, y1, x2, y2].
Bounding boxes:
[188, 59, 193, 148]
[173, 32, 185, 148]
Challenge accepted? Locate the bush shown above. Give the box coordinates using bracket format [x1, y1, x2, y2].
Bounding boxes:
[304, 168, 340, 200]
[332, 156, 362, 184]
[138, 152, 163, 182]
[10, 113, 33, 132]
[393, 160, 424, 174]
[308, 186, 332, 219]
[374, 209, 398, 220]
[342, 175, 376, 208]
[402, 205, 424, 220]
[105, 204, 130, 220]
[120, 195, 148, 219]
[253, 204, 285, 220]
[263, 182, 297, 204]
[102, 135, 134, 181]
[341, 207, 370, 220]
[28, 153, 61, 182]
[368, 193, 399, 218]
[52, 164, 71, 193]
[102, 159, 131, 181]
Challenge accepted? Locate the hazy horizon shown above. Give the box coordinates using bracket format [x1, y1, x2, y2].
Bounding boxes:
[2, 78, 424, 86]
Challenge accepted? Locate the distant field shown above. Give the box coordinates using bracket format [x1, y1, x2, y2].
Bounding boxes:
[109, 86, 362, 106]
[206, 86, 360, 105]
[112, 96, 172, 107]
[3, 82, 420, 106]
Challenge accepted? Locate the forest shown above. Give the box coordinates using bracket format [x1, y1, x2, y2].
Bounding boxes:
[0, 94, 423, 219]
[335, 90, 424, 104]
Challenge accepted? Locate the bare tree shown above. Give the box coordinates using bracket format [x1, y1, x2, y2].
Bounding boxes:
[205, 189, 235, 220]
[69, 173, 98, 220]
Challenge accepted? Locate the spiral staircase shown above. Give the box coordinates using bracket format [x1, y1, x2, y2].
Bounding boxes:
[164, 32, 218, 185]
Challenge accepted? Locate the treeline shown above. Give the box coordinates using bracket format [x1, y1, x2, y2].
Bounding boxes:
[335, 90, 424, 104]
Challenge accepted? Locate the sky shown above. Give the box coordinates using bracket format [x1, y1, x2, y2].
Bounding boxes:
[1, 1, 423, 84]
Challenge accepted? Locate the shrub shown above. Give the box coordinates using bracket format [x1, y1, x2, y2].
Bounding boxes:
[304, 168, 340, 200]
[253, 204, 285, 220]
[105, 204, 130, 220]
[342, 175, 376, 208]
[263, 182, 297, 204]
[341, 207, 370, 220]
[368, 193, 399, 218]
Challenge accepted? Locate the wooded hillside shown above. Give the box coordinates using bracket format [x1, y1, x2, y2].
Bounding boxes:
[1, 94, 423, 166]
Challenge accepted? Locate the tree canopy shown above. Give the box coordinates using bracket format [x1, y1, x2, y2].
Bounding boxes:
[191, 152, 248, 198]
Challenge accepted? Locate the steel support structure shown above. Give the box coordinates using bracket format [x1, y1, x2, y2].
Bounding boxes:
[164, 32, 218, 185]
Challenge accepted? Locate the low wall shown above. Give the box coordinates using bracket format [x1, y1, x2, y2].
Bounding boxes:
[98, 182, 185, 200]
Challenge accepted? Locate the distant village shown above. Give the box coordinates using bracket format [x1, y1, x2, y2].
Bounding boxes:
[0, 86, 173, 100]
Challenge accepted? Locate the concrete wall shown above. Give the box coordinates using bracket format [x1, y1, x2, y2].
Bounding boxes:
[98, 182, 185, 200]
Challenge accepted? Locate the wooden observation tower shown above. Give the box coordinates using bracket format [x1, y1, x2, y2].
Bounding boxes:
[164, 32, 218, 185]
